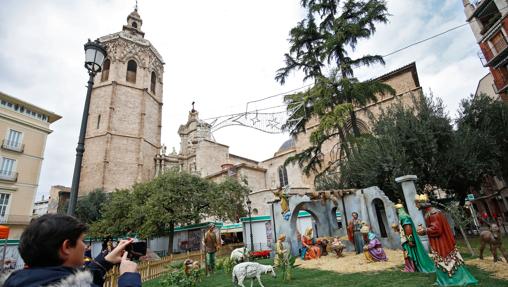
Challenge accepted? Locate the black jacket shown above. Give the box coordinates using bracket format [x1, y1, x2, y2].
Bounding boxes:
[2, 253, 141, 287]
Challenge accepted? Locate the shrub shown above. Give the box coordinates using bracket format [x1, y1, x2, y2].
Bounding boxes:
[158, 268, 203, 287]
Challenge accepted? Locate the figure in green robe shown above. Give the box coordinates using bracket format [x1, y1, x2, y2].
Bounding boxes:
[395, 203, 435, 273]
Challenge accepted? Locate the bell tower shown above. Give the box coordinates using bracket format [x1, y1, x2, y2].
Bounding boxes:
[79, 7, 164, 193]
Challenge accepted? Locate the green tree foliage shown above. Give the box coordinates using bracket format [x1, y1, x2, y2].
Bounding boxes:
[448, 94, 508, 196]
[211, 177, 250, 222]
[75, 189, 110, 224]
[277, 0, 395, 177]
[90, 171, 249, 253]
[333, 93, 508, 202]
[89, 189, 134, 237]
[335, 93, 454, 200]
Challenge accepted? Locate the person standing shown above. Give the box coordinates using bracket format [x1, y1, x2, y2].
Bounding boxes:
[274, 234, 289, 267]
[203, 224, 219, 273]
[347, 212, 364, 254]
[416, 194, 478, 286]
[394, 203, 435, 273]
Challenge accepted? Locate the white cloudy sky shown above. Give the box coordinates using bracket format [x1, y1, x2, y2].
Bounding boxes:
[0, 0, 487, 200]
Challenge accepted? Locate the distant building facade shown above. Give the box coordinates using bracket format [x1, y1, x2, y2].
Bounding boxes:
[464, 0, 508, 102]
[46, 185, 70, 214]
[79, 8, 164, 195]
[156, 63, 423, 216]
[0, 91, 61, 238]
[32, 195, 49, 217]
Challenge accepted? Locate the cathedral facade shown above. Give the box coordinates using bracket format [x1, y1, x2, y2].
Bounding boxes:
[79, 9, 164, 194]
[156, 63, 422, 216]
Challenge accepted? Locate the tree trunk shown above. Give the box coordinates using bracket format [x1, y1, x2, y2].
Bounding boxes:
[337, 128, 351, 161]
[349, 109, 361, 137]
[340, 64, 360, 138]
[459, 225, 475, 256]
[167, 221, 175, 255]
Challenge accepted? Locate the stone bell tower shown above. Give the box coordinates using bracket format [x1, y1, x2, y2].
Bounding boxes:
[79, 7, 164, 194]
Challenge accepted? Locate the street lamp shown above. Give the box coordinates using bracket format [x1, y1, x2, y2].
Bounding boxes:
[246, 197, 254, 252]
[67, 39, 107, 216]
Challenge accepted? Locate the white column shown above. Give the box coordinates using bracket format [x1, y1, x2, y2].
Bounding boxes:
[395, 175, 430, 252]
[359, 190, 370, 226]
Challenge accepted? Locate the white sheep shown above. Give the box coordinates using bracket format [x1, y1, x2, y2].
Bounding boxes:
[230, 247, 249, 264]
[232, 262, 276, 287]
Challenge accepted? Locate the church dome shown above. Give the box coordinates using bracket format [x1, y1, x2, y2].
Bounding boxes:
[277, 138, 295, 153]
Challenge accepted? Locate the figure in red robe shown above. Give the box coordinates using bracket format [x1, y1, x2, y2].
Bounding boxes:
[415, 194, 477, 286]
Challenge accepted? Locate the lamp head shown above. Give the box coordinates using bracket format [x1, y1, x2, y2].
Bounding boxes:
[84, 39, 107, 74]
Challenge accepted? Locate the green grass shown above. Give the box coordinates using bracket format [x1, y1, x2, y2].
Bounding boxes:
[144, 236, 508, 286]
[456, 235, 508, 259]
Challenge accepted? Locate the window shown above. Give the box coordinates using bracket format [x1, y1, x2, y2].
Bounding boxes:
[278, 166, 289, 187]
[150, 71, 157, 93]
[97, 114, 101, 129]
[0, 158, 15, 175]
[132, 22, 138, 28]
[0, 193, 9, 219]
[101, 59, 110, 82]
[126, 60, 137, 83]
[6, 129, 22, 149]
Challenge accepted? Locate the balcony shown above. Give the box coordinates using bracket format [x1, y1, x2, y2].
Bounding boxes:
[478, 36, 508, 67]
[472, 0, 502, 34]
[0, 214, 33, 225]
[1, 140, 24, 153]
[0, 171, 18, 182]
[493, 72, 508, 93]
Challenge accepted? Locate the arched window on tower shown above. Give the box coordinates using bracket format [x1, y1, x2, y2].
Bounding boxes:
[278, 165, 289, 187]
[126, 60, 137, 83]
[101, 59, 110, 82]
[150, 71, 156, 93]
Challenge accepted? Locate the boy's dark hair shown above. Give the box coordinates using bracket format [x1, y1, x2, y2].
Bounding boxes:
[19, 214, 88, 267]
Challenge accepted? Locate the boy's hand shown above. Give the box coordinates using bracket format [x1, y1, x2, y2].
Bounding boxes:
[120, 251, 138, 275]
[105, 239, 134, 264]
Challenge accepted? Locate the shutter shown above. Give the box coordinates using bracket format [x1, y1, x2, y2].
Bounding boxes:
[480, 42, 493, 62]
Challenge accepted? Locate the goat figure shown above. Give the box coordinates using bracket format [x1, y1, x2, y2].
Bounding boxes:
[479, 223, 508, 263]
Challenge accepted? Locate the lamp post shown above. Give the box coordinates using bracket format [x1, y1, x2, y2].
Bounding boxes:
[246, 197, 254, 252]
[67, 39, 107, 216]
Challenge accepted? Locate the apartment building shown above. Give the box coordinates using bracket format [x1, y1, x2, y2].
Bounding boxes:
[0, 91, 60, 238]
[465, 0, 508, 101]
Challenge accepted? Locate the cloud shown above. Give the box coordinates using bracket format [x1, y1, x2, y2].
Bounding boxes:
[0, 0, 489, 201]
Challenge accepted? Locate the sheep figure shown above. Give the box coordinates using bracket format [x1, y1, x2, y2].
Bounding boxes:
[230, 247, 250, 264]
[232, 262, 276, 287]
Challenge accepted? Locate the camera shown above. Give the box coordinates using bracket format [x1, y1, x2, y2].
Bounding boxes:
[125, 241, 147, 260]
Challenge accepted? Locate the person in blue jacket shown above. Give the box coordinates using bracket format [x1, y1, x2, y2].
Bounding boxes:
[1, 214, 141, 287]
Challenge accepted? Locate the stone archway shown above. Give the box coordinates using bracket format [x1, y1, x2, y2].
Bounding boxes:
[372, 198, 388, 238]
[289, 203, 321, 238]
[272, 195, 339, 256]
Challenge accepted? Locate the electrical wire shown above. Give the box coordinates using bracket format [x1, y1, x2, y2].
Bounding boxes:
[206, 4, 507, 122]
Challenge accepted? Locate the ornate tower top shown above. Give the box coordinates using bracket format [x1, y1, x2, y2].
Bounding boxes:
[123, 6, 145, 38]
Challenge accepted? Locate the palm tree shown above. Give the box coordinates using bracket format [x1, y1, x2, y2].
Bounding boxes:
[277, 0, 395, 176]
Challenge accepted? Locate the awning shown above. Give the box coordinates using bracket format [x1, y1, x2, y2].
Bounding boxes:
[221, 223, 242, 233]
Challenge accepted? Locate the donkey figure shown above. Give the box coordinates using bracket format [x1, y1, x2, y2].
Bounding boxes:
[479, 223, 508, 263]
